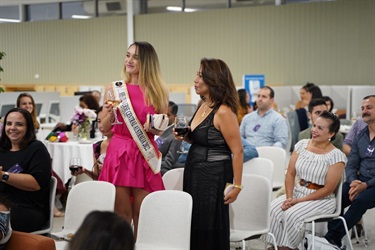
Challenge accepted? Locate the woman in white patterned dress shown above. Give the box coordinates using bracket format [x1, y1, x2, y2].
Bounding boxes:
[262, 111, 346, 250]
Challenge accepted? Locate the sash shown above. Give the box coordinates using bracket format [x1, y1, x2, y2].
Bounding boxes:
[113, 81, 161, 174]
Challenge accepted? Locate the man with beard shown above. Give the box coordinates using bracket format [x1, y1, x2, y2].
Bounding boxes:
[240, 86, 288, 149]
[315, 95, 375, 249]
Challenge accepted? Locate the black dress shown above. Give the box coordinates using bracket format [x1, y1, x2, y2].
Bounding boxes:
[183, 111, 233, 250]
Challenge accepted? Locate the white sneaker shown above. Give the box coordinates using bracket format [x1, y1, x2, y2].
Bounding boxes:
[305, 234, 340, 250]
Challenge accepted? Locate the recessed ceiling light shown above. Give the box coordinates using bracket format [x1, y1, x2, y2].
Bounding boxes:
[0, 18, 20, 23]
[71, 15, 91, 19]
[166, 6, 197, 12]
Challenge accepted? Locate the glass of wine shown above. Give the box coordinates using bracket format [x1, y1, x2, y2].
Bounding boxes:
[69, 157, 82, 175]
[68, 157, 82, 190]
[174, 115, 189, 154]
[107, 88, 122, 125]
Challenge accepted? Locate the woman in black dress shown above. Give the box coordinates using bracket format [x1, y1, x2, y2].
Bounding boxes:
[181, 58, 244, 250]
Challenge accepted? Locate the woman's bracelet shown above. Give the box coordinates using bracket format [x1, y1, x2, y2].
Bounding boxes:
[233, 184, 243, 190]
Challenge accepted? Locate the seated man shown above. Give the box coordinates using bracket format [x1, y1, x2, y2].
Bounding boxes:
[317, 95, 375, 249]
[240, 86, 289, 150]
[342, 118, 367, 156]
[158, 101, 182, 175]
[241, 138, 258, 162]
[298, 98, 343, 150]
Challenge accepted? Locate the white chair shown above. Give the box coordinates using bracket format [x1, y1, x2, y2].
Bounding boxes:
[136, 190, 192, 250]
[230, 174, 278, 250]
[162, 168, 184, 191]
[0, 103, 16, 117]
[242, 157, 274, 186]
[302, 178, 353, 250]
[46, 100, 60, 123]
[31, 176, 57, 235]
[256, 146, 287, 190]
[52, 181, 115, 238]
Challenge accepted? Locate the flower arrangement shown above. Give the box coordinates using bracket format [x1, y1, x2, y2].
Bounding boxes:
[71, 106, 97, 139]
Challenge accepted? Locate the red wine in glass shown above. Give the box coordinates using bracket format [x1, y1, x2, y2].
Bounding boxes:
[175, 116, 189, 153]
[69, 157, 82, 175]
[69, 165, 83, 174]
[175, 127, 188, 136]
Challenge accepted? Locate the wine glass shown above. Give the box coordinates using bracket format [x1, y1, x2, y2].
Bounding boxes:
[68, 157, 82, 190]
[107, 88, 123, 125]
[174, 115, 189, 153]
[69, 157, 82, 175]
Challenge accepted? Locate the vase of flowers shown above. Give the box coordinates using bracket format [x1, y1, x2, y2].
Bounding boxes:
[71, 106, 97, 141]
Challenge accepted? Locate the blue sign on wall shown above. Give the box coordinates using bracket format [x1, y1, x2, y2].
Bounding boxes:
[242, 74, 265, 106]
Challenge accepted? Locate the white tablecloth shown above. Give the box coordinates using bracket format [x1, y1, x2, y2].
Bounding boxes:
[44, 140, 95, 184]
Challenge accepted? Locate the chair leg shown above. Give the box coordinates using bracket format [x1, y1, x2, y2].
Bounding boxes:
[353, 225, 360, 244]
[354, 222, 369, 247]
[338, 217, 354, 250]
[311, 221, 315, 250]
[267, 232, 278, 250]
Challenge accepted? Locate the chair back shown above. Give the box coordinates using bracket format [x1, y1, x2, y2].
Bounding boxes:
[31, 176, 57, 235]
[230, 174, 272, 234]
[47, 100, 60, 123]
[136, 190, 192, 250]
[63, 181, 115, 231]
[162, 168, 184, 191]
[243, 158, 273, 187]
[256, 146, 287, 190]
[304, 176, 343, 223]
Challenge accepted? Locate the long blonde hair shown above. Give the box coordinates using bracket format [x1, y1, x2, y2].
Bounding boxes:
[122, 42, 169, 113]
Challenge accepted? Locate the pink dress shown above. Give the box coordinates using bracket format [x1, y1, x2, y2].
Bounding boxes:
[99, 84, 165, 193]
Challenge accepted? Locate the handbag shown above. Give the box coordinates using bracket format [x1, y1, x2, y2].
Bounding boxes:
[145, 114, 169, 131]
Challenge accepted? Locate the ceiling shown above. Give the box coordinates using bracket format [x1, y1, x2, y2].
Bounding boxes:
[0, 0, 325, 22]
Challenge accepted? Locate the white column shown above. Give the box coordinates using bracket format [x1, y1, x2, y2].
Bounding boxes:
[127, 0, 134, 47]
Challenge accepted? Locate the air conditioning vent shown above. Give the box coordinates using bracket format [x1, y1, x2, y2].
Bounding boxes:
[83, 0, 126, 15]
[106, 2, 121, 11]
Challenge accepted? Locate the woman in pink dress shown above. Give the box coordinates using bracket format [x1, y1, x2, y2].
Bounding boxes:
[99, 41, 169, 238]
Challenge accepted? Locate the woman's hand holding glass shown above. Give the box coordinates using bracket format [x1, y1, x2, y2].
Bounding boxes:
[107, 88, 122, 125]
[174, 115, 189, 153]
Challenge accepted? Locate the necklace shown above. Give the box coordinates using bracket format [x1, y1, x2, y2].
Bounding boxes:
[201, 102, 209, 117]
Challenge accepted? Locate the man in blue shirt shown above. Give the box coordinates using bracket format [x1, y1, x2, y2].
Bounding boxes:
[240, 86, 288, 149]
[317, 95, 375, 249]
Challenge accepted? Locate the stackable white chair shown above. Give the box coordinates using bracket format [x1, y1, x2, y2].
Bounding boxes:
[31, 176, 57, 235]
[136, 190, 192, 250]
[52, 181, 115, 238]
[162, 168, 184, 191]
[256, 146, 287, 190]
[302, 177, 353, 250]
[242, 157, 274, 187]
[230, 174, 277, 250]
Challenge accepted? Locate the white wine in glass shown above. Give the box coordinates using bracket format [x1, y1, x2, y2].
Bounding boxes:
[107, 88, 123, 125]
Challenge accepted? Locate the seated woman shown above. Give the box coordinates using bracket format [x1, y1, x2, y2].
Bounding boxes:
[237, 89, 252, 124]
[53, 93, 100, 138]
[74, 107, 112, 180]
[16, 93, 40, 132]
[0, 108, 51, 233]
[261, 111, 346, 250]
[68, 211, 134, 250]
